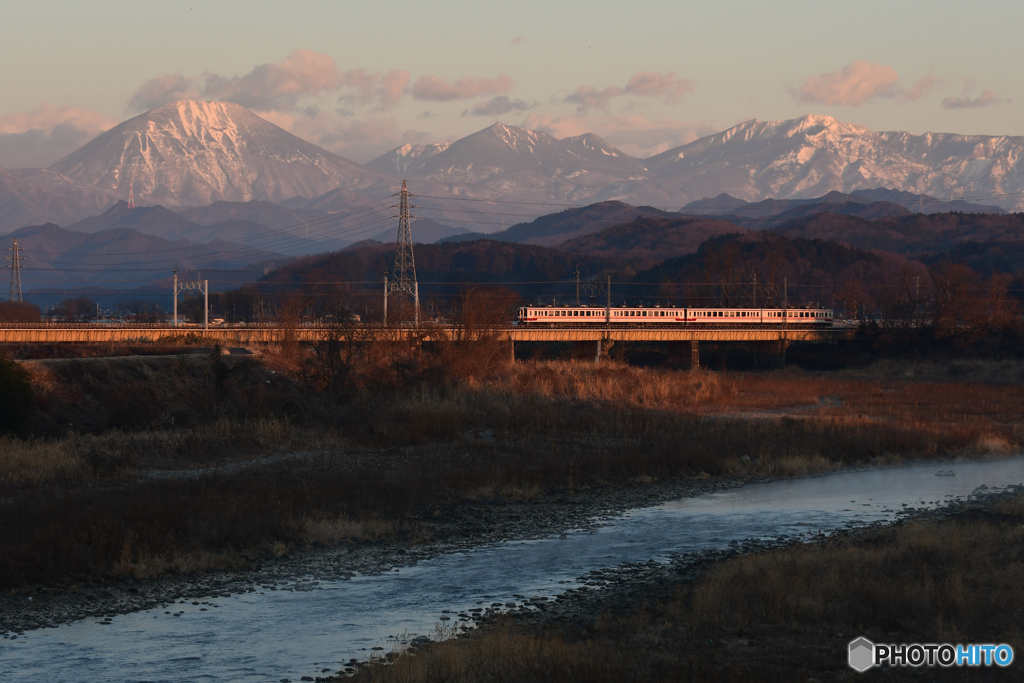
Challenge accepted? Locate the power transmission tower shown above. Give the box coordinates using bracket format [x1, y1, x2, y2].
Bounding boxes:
[7, 238, 25, 302]
[128, 179, 135, 209]
[383, 180, 419, 326]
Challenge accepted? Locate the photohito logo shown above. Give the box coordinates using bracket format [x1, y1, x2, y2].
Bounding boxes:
[848, 637, 1014, 671]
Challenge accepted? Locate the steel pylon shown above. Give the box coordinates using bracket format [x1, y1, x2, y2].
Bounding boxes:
[384, 180, 419, 325]
[7, 239, 24, 302]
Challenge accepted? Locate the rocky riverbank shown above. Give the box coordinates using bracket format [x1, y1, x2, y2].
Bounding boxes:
[333, 481, 1024, 683]
[0, 470, 748, 637]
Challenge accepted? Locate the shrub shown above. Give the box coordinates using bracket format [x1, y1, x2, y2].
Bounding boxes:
[0, 352, 33, 432]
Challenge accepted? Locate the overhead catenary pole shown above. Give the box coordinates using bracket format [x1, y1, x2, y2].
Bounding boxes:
[575, 266, 580, 306]
[606, 275, 611, 324]
[204, 279, 209, 331]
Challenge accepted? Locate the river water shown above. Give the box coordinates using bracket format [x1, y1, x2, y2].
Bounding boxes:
[3, 457, 1022, 682]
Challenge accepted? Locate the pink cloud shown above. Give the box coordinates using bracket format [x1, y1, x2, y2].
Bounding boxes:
[202, 50, 346, 111]
[796, 61, 900, 106]
[520, 113, 591, 139]
[566, 72, 696, 110]
[126, 73, 203, 114]
[409, 74, 513, 101]
[259, 109, 430, 162]
[0, 104, 116, 168]
[623, 71, 696, 102]
[510, 36, 526, 45]
[942, 89, 1002, 109]
[901, 70, 942, 102]
[127, 53, 413, 114]
[564, 85, 621, 109]
[468, 96, 536, 116]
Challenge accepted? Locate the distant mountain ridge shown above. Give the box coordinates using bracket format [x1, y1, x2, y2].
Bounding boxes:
[3, 105, 1021, 238]
[5, 219, 289, 289]
[683, 189, 1007, 219]
[65, 202, 354, 255]
[376, 116, 1024, 212]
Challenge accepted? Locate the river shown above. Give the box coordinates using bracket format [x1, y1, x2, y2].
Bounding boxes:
[2, 457, 1021, 682]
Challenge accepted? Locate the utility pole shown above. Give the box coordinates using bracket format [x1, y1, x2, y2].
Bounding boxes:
[173, 268, 178, 325]
[606, 275, 611, 324]
[752, 272, 757, 307]
[7, 239, 25, 302]
[384, 181, 419, 326]
[575, 266, 580, 306]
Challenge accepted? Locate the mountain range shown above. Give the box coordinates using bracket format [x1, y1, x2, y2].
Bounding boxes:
[1, 101, 1022, 256]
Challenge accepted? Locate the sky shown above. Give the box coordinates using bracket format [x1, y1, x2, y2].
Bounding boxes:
[0, 0, 1020, 168]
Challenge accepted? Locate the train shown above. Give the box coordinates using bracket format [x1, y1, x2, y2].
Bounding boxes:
[517, 305, 833, 326]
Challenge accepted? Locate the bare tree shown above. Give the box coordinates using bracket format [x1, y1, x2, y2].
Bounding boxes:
[54, 297, 96, 322]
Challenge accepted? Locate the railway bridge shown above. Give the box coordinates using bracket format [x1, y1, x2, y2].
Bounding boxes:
[0, 323, 856, 368]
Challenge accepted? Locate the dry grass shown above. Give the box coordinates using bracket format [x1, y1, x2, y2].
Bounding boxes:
[492, 360, 721, 408]
[3, 350, 1022, 587]
[356, 495, 1024, 683]
[838, 357, 1024, 385]
[0, 437, 86, 486]
[690, 520, 1024, 642]
[300, 516, 400, 545]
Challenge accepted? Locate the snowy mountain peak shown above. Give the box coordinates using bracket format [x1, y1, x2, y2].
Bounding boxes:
[366, 123, 648, 192]
[48, 100, 386, 207]
[563, 133, 623, 157]
[366, 141, 452, 175]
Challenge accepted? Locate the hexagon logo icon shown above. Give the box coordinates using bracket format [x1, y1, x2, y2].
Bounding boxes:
[848, 637, 875, 672]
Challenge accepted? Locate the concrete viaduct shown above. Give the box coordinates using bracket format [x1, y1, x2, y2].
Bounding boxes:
[0, 323, 855, 368]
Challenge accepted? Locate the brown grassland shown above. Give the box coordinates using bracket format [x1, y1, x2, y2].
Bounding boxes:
[351, 494, 1024, 683]
[0, 341, 1021, 589]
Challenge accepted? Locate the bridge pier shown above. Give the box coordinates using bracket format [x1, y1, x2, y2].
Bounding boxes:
[753, 340, 788, 369]
[572, 339, 614, 362]
[668, 341, 699, 369]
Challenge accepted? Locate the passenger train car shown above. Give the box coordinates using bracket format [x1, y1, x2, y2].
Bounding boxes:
[518, 305, 833, 326]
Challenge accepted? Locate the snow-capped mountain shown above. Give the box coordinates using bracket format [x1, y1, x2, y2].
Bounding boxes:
[367, 123, 648, 201]
[625, 115, 1024, 211]
[365, 142, 452, 175]
[7, 110, 1023, 238]
[48, 100, 392, 208]
[370, 117, 1024, 212]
